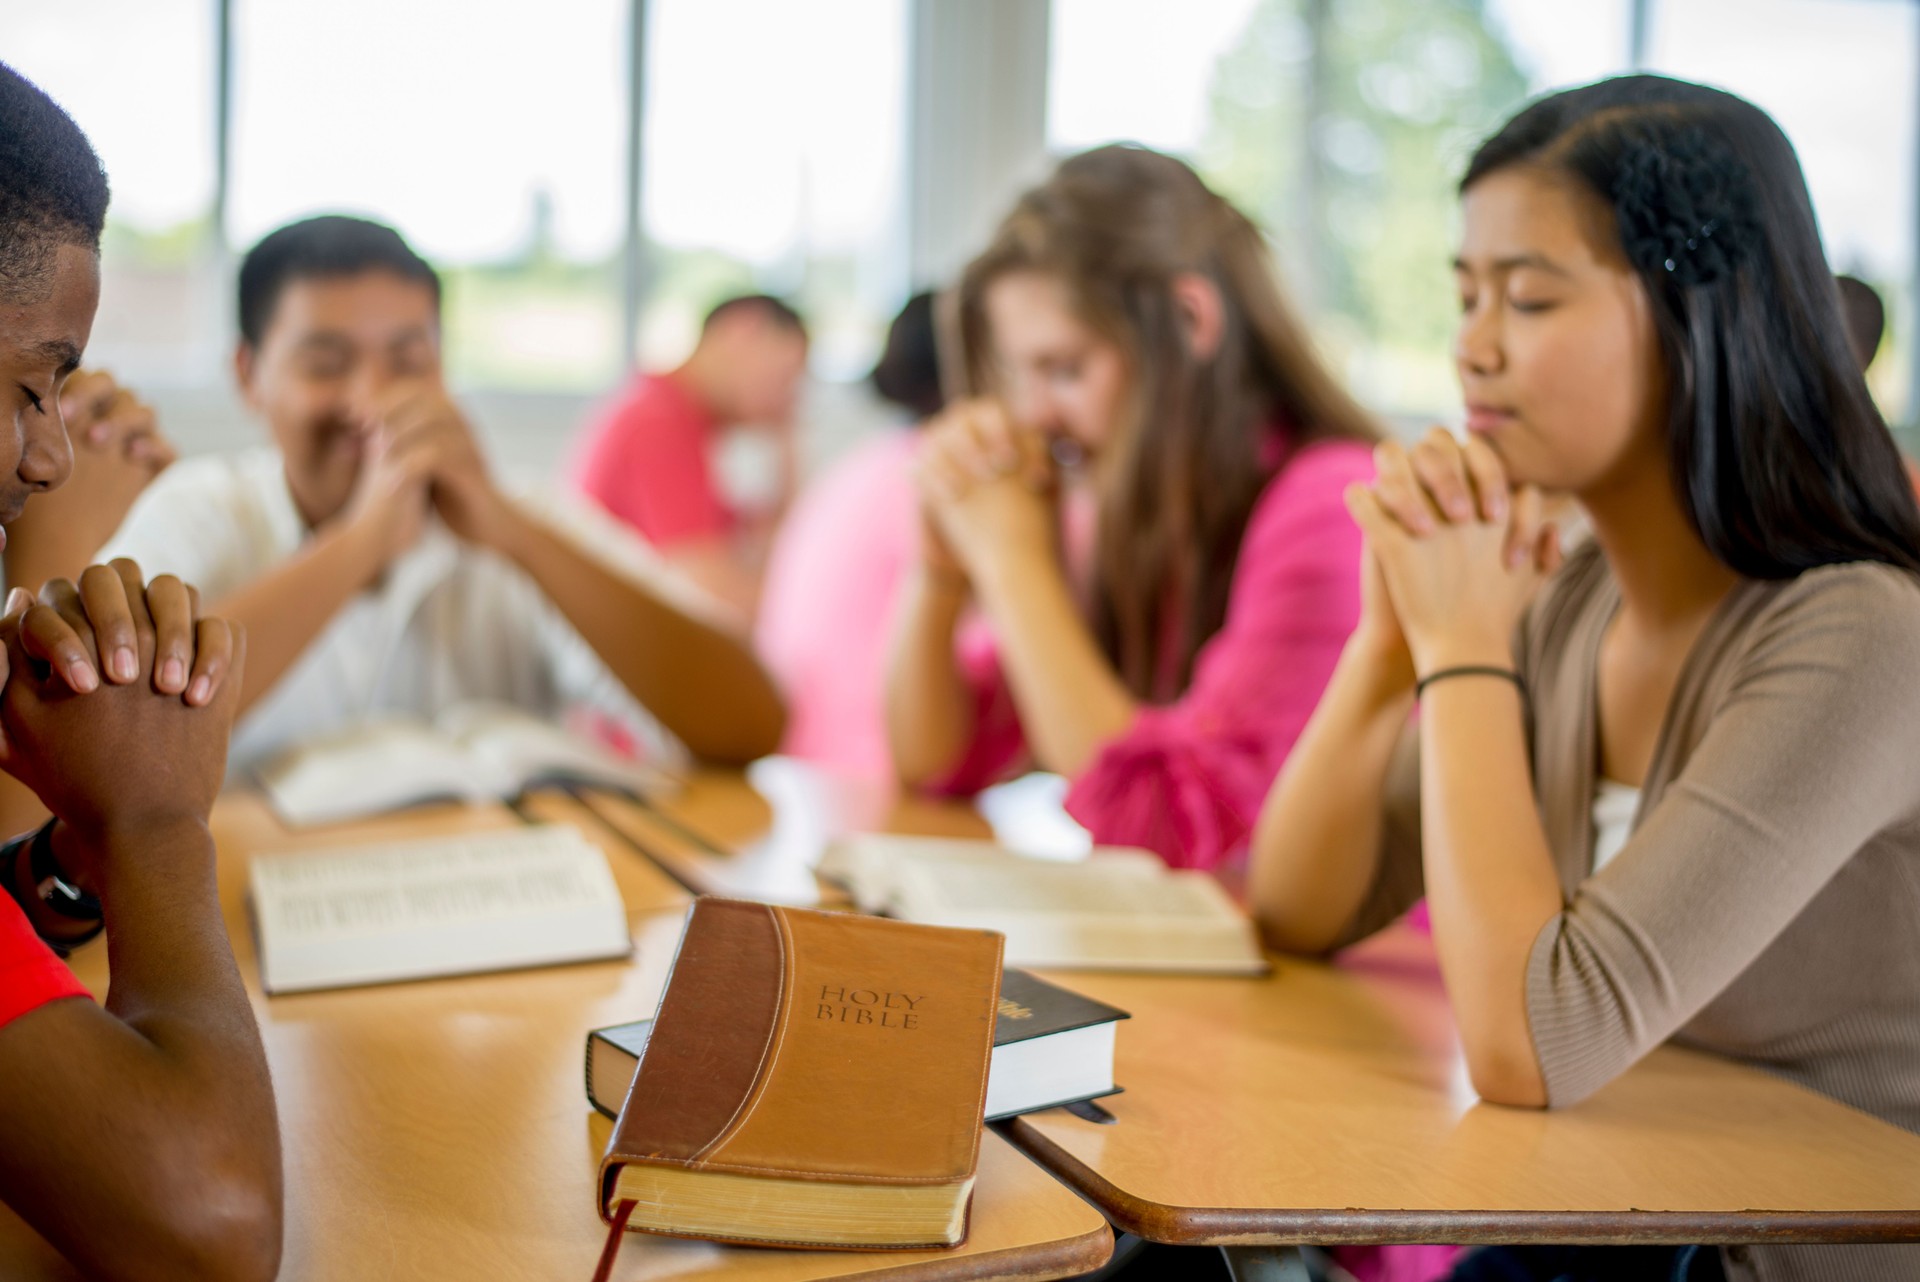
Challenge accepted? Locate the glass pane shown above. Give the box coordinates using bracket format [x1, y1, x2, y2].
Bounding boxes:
[1048, 0, 1265, 155]
[231, 0, 628, 391]
[1202, 1, 1542, 417]
[1484, 0, 1632, 95]
[1648, 0, 1918, 425]
[0, 0, 223, 388]
[642, 0, 907, 380]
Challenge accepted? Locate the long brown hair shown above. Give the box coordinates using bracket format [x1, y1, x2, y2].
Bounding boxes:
[952, 145, 1378, 698]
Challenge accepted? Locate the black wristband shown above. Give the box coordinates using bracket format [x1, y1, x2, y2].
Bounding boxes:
[28, 820, 102, 923]
[1415, 665, 1526, 701]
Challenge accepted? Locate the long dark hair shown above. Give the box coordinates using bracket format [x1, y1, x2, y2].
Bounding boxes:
[1464, 75, 1920, 578]
[953, 145, 1379, 697]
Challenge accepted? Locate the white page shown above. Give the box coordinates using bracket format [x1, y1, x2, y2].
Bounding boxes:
[817, 834, 1164, 914]
[439, 701, 669, 798]
[890, 856, 1266, 974]
[251, 825, 631, 993]
[256, 718, 509, 826]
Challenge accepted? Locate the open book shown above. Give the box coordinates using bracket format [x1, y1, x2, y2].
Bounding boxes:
[817, 835, 1267, 974]
[256, 701, 674, 827]
[249, 824, 632, 994]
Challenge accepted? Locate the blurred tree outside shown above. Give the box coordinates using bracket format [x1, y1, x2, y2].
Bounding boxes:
[1200, 0, 1529, 419]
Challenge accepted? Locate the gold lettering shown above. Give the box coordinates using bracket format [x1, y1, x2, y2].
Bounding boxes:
[998, 998, 1034, 1020]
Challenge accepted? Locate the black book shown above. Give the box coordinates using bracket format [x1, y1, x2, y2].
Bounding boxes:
[585, 968, 1128, 1122]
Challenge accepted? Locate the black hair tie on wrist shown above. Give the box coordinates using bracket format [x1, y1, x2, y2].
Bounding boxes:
[1415, 665, 1527, 702]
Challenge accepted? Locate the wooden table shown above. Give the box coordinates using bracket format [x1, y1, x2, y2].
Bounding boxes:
[619, 768, 1920, 1251]
[0, 789, 1112, 1282]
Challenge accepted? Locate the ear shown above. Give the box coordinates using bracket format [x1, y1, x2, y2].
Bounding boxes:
[233, 340, 263, 411]
[1170, 272, 1225, 363]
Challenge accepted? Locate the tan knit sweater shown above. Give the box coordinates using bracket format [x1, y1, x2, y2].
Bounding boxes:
[1340, 544, 1920, 1282]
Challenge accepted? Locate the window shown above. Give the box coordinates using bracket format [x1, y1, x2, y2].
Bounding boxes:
[1048, 0, 1263, 156]
[231, 0, 629, 391]
[1484, 0, 1632, 94]
[642, 0, 908, 380]
[1648, 0, 1918, 424]
[1, 0, 222, 388]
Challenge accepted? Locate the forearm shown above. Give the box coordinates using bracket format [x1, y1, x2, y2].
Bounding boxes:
[214, 518, 386, 715]
[495, 505, 784, 763]
[971, 551, 1136, 776]
[0, 821, 280, 1281]
[0, 774, 47, 849]
[885, 569, 976, 786]
[1, 518, 104, 598]
[1418, 676, 1563, 1106]
[1249, 642, 1412, 953]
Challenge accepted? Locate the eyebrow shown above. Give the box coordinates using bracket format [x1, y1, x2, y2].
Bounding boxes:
[1451, 253, 1574, 278]
[290, 333, 355, 354]
[33, 339, 83, 376]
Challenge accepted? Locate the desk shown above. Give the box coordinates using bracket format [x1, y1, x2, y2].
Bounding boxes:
[0, 790, 1111, 1282]
[630, 769, 1920, 1251]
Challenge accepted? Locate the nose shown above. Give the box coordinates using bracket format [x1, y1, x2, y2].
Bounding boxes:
[1005, 378, 1058, 434]
[24, 401, 75, 493]
[1454, 298, 1505, 379]
[352, 364, 389, 409]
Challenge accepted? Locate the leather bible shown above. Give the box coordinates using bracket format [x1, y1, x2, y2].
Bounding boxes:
[596, 897, 1004, 1251]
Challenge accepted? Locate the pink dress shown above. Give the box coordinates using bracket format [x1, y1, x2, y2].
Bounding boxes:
[939, 438, 1375, 872]
[754, 430, 923, 776]
[570, 372, 736, 548]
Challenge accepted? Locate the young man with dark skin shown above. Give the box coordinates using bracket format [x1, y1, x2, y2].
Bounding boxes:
[0, 62, 280, 1281]
[572, 294, 810, 618]
[23, 216, 786, 780]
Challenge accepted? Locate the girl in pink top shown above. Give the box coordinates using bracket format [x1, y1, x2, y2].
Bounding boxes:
[887, 145, 1380, 874]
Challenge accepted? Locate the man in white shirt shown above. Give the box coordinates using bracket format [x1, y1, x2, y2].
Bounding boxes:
[46, 215, 785, 775]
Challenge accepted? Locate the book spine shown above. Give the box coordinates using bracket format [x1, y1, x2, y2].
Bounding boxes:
[600, 900, 788, 1217]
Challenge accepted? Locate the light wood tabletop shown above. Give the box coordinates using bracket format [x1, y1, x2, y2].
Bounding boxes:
[616, 767, 1920, 1251]
[0, 789, 1112, 1282]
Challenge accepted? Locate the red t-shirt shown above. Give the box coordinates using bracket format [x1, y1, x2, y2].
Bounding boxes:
[570, 372, 736, 548]
[0, 891, 88, 1031]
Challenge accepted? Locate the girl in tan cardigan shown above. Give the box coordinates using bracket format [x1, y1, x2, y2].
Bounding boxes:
[1250, 76, 1920, 1282]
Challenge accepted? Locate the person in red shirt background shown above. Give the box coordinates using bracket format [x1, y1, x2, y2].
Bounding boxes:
[570, 294, 808, 619]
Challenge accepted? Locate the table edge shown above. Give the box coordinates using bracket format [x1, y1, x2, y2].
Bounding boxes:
[852, 1222, 1114, 1282]
[997, 1119, 1920, 1247]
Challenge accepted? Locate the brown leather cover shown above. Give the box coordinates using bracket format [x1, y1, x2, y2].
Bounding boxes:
[599, 898, 1003, 1220]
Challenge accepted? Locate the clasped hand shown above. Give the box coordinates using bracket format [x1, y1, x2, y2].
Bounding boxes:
[342, 380, 506, 557]
[912, 398, 1058, 584]
[1344, 428, 1563, 681]
[0, 560, 243, 860]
